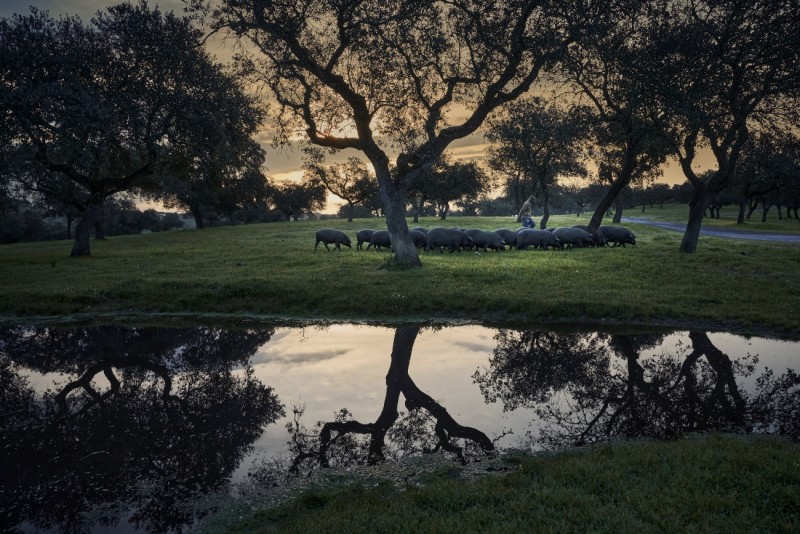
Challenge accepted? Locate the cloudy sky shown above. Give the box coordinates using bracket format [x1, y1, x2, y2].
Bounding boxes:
[3, 1, 698, 212]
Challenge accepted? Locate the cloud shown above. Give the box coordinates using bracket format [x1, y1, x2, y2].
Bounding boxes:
[252, 348, 351, 365]
[451, 340, 493, 353]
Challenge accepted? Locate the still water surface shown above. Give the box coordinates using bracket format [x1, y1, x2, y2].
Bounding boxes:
[2, 324, 798, 532]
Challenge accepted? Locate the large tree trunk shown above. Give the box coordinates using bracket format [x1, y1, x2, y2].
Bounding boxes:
[679, 184, 712, 253]
[540, 187, 550, 230]
[71, 196, 103, 257]
[66, 215, 74, 239]
[737, 200, 746, 224]
[761, 203, 771, 222]
[613, 201, 623, 223]
[347, 201, 354, 223]
[588, 185, 621, 232]
[373, 162, 421, 267]
[191, 206, 204, 229]
[411, 195, 423, 223]
[747, 198, 759, 219]
[587, 167, 635, 233]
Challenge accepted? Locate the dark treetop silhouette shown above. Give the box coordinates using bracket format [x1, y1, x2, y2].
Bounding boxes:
[0, 3, 264, 256]
[198, 0, 583, 266]
[0, 325, 285, 533]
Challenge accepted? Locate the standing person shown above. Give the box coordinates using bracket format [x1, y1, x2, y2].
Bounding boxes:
[518, 195, 536, 228]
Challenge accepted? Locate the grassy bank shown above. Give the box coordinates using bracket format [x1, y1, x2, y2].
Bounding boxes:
[215, 434, 800, 533]
[1, 215, 799, 333]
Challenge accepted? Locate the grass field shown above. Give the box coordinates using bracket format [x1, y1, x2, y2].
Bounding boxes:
[213, 434, 800, 533]
[1, 214, 799, 334]
[627, 203, 800, 234]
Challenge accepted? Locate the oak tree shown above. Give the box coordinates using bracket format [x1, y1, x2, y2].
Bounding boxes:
[643, 0, 800, 252]
[199, 0, 572, 266]
[0, 2, 263, 256]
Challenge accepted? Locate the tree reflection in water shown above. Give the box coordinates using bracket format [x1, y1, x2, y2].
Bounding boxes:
[474, 329, 799, 449]
[252, 327, 798, 487]
[267, 327, 495, 479]
[0, 326, 285, 533]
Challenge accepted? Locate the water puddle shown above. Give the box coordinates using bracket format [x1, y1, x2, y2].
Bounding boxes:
[1, 324, 797, 532]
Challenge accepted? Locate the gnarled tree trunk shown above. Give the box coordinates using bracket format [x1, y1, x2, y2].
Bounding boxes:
[612, 201, 623, 223]
[737, 200, 747, 224]
[373, 160, 420, 267]
[191, 206, 204, 229]
[539, 187, 550, 230]
[588, 181, 625, 233]
[680, 184, 712, 253]
[71, 195, 104, 257]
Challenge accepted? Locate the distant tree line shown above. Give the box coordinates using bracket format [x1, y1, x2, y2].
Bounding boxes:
[0, 196, 184, 245]
[326, 177, 796, 225]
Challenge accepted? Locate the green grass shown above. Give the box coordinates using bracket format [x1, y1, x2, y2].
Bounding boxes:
[1, 215, 799, 334]
[213, 434, 800, 533]
[630, 203, 800, 234]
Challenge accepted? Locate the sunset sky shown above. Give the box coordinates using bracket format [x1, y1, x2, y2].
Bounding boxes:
[2, 1, 700, 212]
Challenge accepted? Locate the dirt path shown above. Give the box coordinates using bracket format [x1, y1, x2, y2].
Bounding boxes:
[622, 216, 800, 244]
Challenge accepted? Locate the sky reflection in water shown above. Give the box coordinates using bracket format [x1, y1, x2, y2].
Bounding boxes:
[1, 324, 797, 533]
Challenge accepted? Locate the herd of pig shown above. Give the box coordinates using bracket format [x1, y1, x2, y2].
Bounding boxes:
[313, 225, 636, 252]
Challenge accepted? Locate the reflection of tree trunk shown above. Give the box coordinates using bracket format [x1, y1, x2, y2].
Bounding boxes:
[687, 332, 745, 425]
[594, 335, 657, 441]
[318, 327, 493, 466]
[55, 356, 177, 416]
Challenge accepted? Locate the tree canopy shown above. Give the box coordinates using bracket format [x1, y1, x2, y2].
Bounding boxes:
[0, 1, 264, 255]
[640, 0, 800, 252]
[198, 0, 572, 266]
